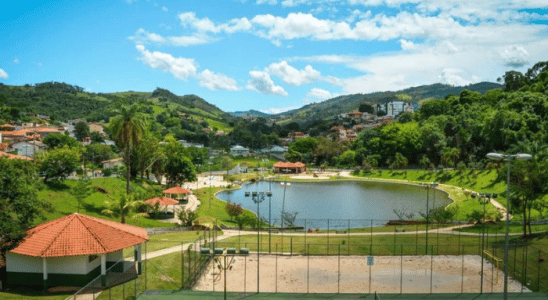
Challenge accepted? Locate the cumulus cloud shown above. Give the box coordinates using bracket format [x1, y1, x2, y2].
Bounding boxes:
[135, 44, 198, 80]
[0, 69, 8, 79]
[178, 12, 252, 34]
[502, 45, 529, 67]
[438, 68, 477, 86]
[306, 87, 334, 100]
[129, 28, 211, 47]
[246, 71, 288, 96]
[198, 69, 241, 91]
[266, 61, 321, 86]
[260, 106, 301, 114]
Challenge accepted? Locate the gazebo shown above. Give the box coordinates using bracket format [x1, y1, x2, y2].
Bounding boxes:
[144, 196, 179, 217]
[6, 213, 148, 289]
[273, 161, 307, 173]
[163, 186, 191, 203]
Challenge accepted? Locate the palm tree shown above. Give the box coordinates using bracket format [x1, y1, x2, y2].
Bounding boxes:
[101, 193, 145, 224]
[109, 104, 147, 194]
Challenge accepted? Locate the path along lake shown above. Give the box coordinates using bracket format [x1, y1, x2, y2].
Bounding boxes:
[216, 180, 452, 228]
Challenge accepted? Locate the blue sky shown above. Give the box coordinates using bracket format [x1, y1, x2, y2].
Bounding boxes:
[1, 0, 547, 113]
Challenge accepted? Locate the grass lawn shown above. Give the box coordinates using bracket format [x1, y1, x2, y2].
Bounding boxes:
[98, 250, 208, 300]
[194, 186, 258, 228]
[38, 177, 177, 228]
[351, 169, 538, 221]
[454, 222, 548, 234]
[0, 289, 73, 300]
[123, 231, 225, 258]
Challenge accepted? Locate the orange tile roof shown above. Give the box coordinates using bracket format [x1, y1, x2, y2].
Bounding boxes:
[273, 161, 306, 168]
[0, 151, 33, 160]
[0, 143, 8, 151]
[34, 128, 61, 133]
[10, 213, 148, 258]
[144, 197, 179, 206]
[163, 187, 191, 194]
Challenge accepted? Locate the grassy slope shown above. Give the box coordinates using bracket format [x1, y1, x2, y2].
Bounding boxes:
[38, 177, 177, 228]
[355, 169, 516, 220]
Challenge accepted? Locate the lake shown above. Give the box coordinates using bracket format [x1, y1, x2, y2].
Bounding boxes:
[216, 180, 452, 228]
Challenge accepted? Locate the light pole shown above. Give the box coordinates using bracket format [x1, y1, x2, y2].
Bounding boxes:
[473, 192, 497, 294]
[486, 152, 531, 300]
[208, 156, 214, 210]
[245, 190, 266, 293]
[423, 182, 438, 254]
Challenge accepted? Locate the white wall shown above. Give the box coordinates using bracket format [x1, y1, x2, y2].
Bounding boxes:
[7, 253, 88, 274]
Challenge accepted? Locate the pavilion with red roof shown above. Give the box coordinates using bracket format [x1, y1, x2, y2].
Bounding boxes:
[163, 186, 191, 202]
[6, 213, 148, 288]
[144, 196, 179, 217]
[273, 161, 307, 173]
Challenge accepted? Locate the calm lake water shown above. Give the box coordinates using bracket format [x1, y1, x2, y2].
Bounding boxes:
[216, 180, 451, 228]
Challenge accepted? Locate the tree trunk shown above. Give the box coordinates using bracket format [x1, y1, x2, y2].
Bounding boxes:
[527, 204, 532, 235]
[126, 146, 131, 195]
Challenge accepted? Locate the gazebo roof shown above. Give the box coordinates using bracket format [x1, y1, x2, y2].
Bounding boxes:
[144, 196, 179, 206]
[273, 161, 306, 168]
[163, 187, 191, 194]
[10, 213, 148, 258]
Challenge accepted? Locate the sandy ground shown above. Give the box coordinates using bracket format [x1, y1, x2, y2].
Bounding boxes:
[194, 254, 528, 294]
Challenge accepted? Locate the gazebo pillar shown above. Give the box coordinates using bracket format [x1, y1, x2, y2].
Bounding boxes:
[100, 254, 107, 287]
[135, 244, 142, 275]
[42, 257, 48, 290]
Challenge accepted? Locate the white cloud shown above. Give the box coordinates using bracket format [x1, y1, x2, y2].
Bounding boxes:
[438, 68, 477, 86]
[260, 106, 301, 114]
[246, 71, 288, 96]
[501, 45, 529, 67]
[0, 69, 8, 79]
[178, 12, 252, 34]
[129, 28, 211, 47]
[198, 69, 241, 91]
[13, 58, 19, 64]
[257, 0, 278, 4]
[306, 87, 334, 100]
[399, 39, 418, 51]
[135, 44, 198, 80]
[162, 6, 168, 12]
[266, 61, 321, 86]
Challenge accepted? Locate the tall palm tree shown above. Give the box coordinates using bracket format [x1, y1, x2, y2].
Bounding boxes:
[109, 104, 147, 194]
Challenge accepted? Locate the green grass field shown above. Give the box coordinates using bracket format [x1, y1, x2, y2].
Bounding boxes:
[38, 177, 177, 228]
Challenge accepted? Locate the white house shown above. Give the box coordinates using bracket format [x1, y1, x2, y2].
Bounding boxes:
[6, 213, 148, 288]
[230, 145, 250, 156]
[101, 157, 123, 169]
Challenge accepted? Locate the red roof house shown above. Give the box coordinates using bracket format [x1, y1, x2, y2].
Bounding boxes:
[7, 213, 148, 288]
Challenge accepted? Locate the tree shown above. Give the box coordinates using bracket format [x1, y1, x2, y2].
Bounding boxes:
[109, 104, 147, 194]
[162, 137, 197, 187]
[101, 193, 144, 224]
[390, 152, 408, 169]
[0, 158, 51, 262]
[74, 121, 90, 141]
[84, 143, 115, 165]
[42, 133, 80, 149]
[70, 177, 91, 213]
[37, 146, 81, 182]
[89, 131, 105, 143]
[420, 155, 431, 170]
[178, 207, 197, 226]
[503, 71, 527, 91]
[225, 203, 243, 220]
[359, 103, 375, 114]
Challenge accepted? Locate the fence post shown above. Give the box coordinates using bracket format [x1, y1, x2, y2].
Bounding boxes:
[338, 244, 341, 294]
[370, 220, 373, 255]
[145, 242, 147, 291]
[538, 250, 541, 292]
[347, 219, 350, 255]
[275, 243, 278, 293]
[181, 242, 184, 288]
[430, 245, 433, 294]
[307, 243, 310, 294]
[304, 219, 307, 251]
[400, 244, 403, 294]
[393, 227, 396, 254]
[290, 237, 293, 256]
[461, 245, 465, 293]
[327, 219, 330, 254]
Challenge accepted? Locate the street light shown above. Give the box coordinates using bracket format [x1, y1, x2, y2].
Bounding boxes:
[245, 190, 266, 293]
[423, 182, 438, 254]
[208, 156, 214, 209]
[486, 152, 531, 300]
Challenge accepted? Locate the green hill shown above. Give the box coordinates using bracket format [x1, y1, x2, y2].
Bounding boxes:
[275, 82, 503, 123]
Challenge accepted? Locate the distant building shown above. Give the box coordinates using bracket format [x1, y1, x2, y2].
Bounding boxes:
[230, 145, 250, 156]
[10, 140, 46, 157]
[178, 140, 204, 148]
[101, 158, 123, 169]
[288, 132, 308, 141]
[88, 123, 105, 135]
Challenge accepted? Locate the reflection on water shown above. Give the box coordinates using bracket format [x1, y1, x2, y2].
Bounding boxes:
[217, 180, 451, 228]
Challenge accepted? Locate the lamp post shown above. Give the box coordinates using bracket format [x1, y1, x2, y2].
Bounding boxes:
[208, 156, 214, 210]
[486, 152, 531, 300]
[245, 190, 266, 293]
[423, 182, 438, 254]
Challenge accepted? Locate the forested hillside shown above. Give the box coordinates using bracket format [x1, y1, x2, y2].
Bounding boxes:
[276, 82, 503, 124]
